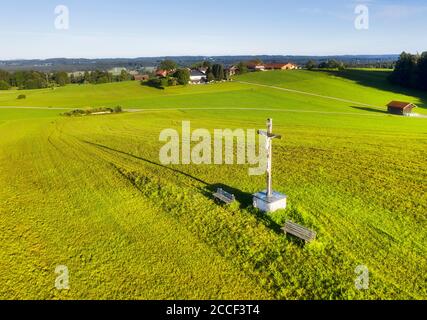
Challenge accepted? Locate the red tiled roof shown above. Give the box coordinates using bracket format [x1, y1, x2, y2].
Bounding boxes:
[264, 62, 297, 69]
[387, 101, 415, 109]
[156, 70, 168, 77]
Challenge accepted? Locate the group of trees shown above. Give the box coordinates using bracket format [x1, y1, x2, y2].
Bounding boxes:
[72, 70, 113, 84]
[389, 52, 427, 91]
[190, 60, 211, 70]
[191, 61, 230, 81]
[0, 69, 135, 90]
[236, 62, 249, 75]
[306, 59, 345, 71]
[70, 70, 133, 85]
[158, 59, 178, 71]
[145, 68, 190, 89]
[0, 70, 50, 90]
[208, 64, 227, 81]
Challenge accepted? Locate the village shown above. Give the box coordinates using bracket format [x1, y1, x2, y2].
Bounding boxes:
[153, 61, 299, 85]
[65, 61, 300, 86]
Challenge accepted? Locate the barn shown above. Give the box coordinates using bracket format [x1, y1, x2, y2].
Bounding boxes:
[387, 101, 416, 116]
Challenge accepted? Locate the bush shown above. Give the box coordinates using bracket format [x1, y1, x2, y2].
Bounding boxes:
[17, 94, 26, 100]
[0, 80, 10, 90]
[173, 69, 190, 85]
[160, 77, 169, 88]
[62, 109, 86, 117]
[145, 78, 164, 89]
[62, 106, 123, 117]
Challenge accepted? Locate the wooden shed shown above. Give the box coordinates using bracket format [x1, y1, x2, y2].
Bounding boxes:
[387, 101, 416, 116]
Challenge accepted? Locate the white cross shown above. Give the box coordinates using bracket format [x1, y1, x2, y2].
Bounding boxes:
[257, 119, 281, 198]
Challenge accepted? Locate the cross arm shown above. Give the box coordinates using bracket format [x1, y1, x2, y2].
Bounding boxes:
[257, 130, 282, 139]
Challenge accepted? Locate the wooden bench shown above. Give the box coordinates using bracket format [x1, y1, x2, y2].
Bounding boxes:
[281, 220, 316, 243]
[213, 188, 235, 205]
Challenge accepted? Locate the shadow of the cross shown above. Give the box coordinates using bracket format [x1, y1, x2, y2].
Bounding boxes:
[80, 139, 209, 185]
[81, 139, 303, 244]
[206, 183, 253, 208]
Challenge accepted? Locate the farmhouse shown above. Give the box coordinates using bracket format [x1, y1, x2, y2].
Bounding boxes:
[246, 62, 297, 72]
[387, 101, 416, 116]
[247, 62, 265, 71]
[156, 69, 169, 77]
[264, 63, 297, 70]
[189, 70, 207, 84]
[226, 65, 239, 76]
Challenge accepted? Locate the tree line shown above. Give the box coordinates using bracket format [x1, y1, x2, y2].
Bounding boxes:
[0, 69, 134, 90]
[305, 59, 346, 71]
[305, 59, 396, 70]
[0, 70, 51, 90]
[389, 52, 427, 91]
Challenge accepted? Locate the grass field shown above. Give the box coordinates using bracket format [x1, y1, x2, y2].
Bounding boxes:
[0, 69, 426, 300]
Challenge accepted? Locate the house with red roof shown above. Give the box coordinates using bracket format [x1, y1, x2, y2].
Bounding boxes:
[265, 63, 297, 70]
[155, 69, 169, 77]
[387, 101, 417, 116]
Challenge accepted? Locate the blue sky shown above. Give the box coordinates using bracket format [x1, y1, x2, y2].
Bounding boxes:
[0, 0, 426, 59]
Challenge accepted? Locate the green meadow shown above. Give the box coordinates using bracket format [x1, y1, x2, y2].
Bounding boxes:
[0, 70, 426, 300]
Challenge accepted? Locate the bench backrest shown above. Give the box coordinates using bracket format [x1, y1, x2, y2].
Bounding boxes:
[213, 188, 235, 204]
[217, 188, 235, 200]
[282, 221, 316, 242]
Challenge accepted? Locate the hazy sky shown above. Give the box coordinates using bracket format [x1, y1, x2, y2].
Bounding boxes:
[0, 0, 426, 59]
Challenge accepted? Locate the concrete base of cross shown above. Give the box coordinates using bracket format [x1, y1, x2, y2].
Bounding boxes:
[253, 190, 287, 213]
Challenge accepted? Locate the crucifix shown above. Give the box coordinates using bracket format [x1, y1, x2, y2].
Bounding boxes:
[253, 118, 287, 213]
[257, 118, 281, 198]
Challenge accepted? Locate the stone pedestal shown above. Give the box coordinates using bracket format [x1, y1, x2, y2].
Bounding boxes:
[253, 190, 287, 213]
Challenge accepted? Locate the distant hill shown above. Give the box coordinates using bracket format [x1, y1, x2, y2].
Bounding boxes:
[0, 55, 399, 72]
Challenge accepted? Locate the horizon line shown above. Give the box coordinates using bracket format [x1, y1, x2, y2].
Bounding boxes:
[0, 53, 402, 62]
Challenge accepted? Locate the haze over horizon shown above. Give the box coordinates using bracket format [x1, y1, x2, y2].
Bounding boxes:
[0, 0, 426, 60]
[0, 53, 402, 62]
